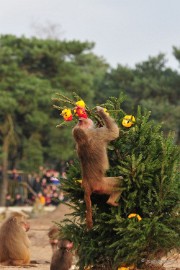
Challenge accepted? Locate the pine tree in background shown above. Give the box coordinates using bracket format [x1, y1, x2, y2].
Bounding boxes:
[55, 95, 179, 270]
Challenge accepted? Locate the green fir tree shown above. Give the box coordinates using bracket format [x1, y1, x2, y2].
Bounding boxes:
[55, 95, 179, 270]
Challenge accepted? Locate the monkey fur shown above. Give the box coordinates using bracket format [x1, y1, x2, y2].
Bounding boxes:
[0, 212, 30, 266]
[73, 106, 123, 229]
[48, 225, 62, 254]
[50, 239, 73, 270]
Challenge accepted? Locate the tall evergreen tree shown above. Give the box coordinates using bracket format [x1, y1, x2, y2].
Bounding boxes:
[0, 34, 108, 205]
[55, 95, 179, 270]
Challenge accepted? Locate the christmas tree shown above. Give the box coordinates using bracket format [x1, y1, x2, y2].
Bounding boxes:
[53, 94, 179, 270]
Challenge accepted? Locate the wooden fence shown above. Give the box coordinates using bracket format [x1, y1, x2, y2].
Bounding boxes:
[7, 170, 36, 201]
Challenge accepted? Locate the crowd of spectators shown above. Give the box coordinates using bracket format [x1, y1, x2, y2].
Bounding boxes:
[5, 167, 67, 208]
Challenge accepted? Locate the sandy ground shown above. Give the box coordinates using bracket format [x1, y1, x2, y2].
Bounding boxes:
[0, 204, 179, 270]
[0, 204, 76, 270]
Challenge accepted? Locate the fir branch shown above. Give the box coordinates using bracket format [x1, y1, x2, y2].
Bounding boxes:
[52, 104, 62, 111]
[56, 121, 70, 128]
[54, 93, 77, 106]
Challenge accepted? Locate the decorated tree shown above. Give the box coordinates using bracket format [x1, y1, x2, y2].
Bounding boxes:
[53, 93, 179, 270]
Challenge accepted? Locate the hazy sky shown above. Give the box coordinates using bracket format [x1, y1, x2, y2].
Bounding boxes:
[0, 0, 180, 70]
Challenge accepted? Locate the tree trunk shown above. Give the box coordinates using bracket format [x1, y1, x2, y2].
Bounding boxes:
[0, 114, 15, 206]
[0, 134, 10, 206]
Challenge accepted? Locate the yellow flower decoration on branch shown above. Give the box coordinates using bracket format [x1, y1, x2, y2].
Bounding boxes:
[118, 264, 135, 270]
[75, 179, 82, 184]
[74, 99, 88, 118]
[128, 213, 142, 221]
[76, 99, 86, 108]
[103, 108, 109, 115]
[61, 108, 73, 121]
[122, 115, 135, 128]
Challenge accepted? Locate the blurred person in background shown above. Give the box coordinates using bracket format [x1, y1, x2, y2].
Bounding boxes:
[13, 193, 24, 206]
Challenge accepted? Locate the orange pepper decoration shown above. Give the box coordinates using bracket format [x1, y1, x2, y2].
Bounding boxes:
[61, 108, 73, 121]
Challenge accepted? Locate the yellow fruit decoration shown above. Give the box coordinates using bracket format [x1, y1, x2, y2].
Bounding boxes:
[84, 265, 93, 270]
[75, 179, 82, 184]
[118, 264, 135, 270]
[76, 99, 86, 108]
[128, 213, 142, 221]
[61, 108, 73, 121]
[122, 115, 135, 128]
[103, 108, 109, 115]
